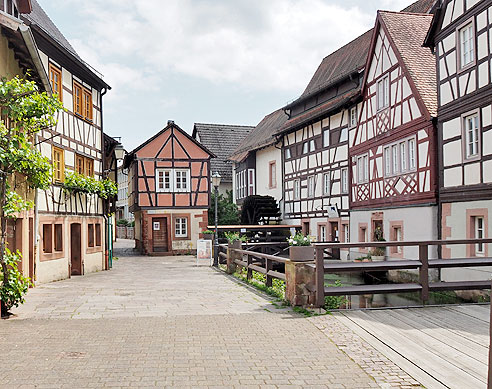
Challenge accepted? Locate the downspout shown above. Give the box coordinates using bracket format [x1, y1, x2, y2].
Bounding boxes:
[100, 87, 110, 270]
[274, 139, 284, 221]
[20, 24, 52, 283]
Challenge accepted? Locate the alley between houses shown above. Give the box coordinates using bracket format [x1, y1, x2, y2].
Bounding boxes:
[0, 239, 382, 389]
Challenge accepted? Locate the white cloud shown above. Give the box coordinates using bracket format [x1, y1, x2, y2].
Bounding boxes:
[61, 0, 374, 95]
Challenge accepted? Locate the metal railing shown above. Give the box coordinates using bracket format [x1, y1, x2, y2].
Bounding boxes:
[314, 238, 492, 307]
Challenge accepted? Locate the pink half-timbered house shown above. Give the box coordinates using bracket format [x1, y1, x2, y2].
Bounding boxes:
[124, 121, 214, 255]
[349, 11, 439, 260]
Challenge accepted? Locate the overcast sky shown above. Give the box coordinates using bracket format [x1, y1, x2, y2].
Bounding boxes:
[41, 0, 413, 151]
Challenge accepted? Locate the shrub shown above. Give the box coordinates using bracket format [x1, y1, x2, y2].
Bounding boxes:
[0, 249, 31, 316]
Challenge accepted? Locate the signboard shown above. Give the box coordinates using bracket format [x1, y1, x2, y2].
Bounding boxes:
[153, 222, 160, 231]
[196, 239, 212, 266]
[326, 204, 339, 218]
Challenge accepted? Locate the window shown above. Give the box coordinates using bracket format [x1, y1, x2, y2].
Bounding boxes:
[400, 142, 407, 172]
[156, 169, 172, 192]
[384, 147, 391, 175]
[76, 154, 85, 175]
[319, 225, 326, 242]
[475, 217, 484, 256]
[308, 175, 315, 198]
[175, 170, 189, 191]
[293, 179, 300, 200]
[285, 147, 291, 159]
[52, 146, 65, 182]
[464, 113, 480, 159]
[377, 75, 389, 110]
[357, 154, 369, 183]
[95, 223, 102, 247]
[156, 169, 190, 192]
[88, 224, 94, 247]
[340, 127, 348, 143]
[341, 168, 348, 194]
[85, 158, 94, 177]
[309, 139, 316, 152]
[54, 224, 63, 252]
[392, 225, 403, 254]
[302, 142, 309, 154]
[409, 138, 416, 170]
[459, 22, 474, 68]
[392, 144, 399, 174]
[343, 224, 349, 243]
[269, 162, 277, 188]
[175, 217, 187, 238]
[43, 224, 52, 253]
[349, 106, 358, 128]
[73, 81, 93, 121]
[323, 173, 330, 196]
[73, 82, 82, 116]
[248, 169, 255, 196]
[359, 226, 367, 243]
[322, 130, 330, 148]
[49, 64, 62, 101]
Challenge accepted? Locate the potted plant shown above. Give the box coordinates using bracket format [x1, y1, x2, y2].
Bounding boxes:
[288, 232, 314, 261]
[202, 229, 215, 241]
[370, 226, 386, 261]
[224, 231, 247, 244]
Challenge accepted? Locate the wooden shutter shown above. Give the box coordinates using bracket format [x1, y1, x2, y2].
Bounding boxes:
[52, 146, 65, 182]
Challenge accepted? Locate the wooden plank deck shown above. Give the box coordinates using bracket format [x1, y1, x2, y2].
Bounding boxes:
[335, 304, 490, 389]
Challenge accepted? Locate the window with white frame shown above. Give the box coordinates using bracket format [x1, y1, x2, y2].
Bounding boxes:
[357, 154, 369, 183]
[384, 137, 417, 177]
[392, 144, 399, 174]
[323, 130, 330, 147]
[340, 127, 348, 143]
[309, 139, 316, 152]
[377, 75, 389, 110]
[475, 216, 484, 256]
[464, 113, 480, 159]
[349, 106, 358, 128]
[175, 217, 188, 238]
[236, 170, 247, 200]
[248, 169, 255, 196]
[384, 147, 391, 175]
[156, 169, 189, 192]
[323, 173, 330, 196]
[285, 147, 291, 159]
[400, 141, 407, 172]
[293, 179, 300, 200]
[392, 226, 403, 254]
[459, 22, 474, 68]
[341, 168, 348, 193]
[343, 224, 349, 243]
[409, 138, 416, 170]
[308, 175, 315, 198]
[319, 225, 326, 242]
[302, 142, 309, 154]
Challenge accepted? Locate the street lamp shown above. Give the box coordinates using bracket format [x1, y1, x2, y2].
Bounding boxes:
[114, 143, 126, 161]
[211, 172, 221, 267]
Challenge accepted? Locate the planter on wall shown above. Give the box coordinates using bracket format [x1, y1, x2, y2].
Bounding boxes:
[202, 234, 213, 241]
[289, 246, 315, 262]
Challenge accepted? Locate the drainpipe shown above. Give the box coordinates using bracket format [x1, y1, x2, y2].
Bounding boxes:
[100, 87, 110, 270]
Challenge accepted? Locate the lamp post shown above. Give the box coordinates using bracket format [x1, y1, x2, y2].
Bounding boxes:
[211, 172, 221, 267]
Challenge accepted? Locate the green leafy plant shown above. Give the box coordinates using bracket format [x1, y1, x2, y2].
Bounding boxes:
[63, 171, 117, 200]
[0, 248, 31, 315]
[0, 76, 63, 316]
[202, 229, 214, 235]
[208, 190, 240, 225]
[288, 232, 311, 246]
[116, 219, 129, 227]
[224, 231, 247, 243]
[324, 280, 347, 310]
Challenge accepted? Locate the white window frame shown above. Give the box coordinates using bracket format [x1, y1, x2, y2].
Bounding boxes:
[458, 22, 474, 69]
[285, 147, 291, 159]
[174, 169, 190, 192]
[308, 175, 315, 198]
[175, 217, 188, 238]
[392, 144, 399, 175]
[309, 139, 316, 152]
[341, 168, 348, 194]
[302, 142, 309, 154]
[357, 154, 369, 184]
[349, 106, 358, 128]
[323, 130, 330, 148]
[293, 179, 300, 200]
[384, 147, 391, 176]
[323, 173, 330, 196]
[377, 75, 390, 110]
[156, 168, 173, 192]
[248, 169, 255, 196]
[400, 141, 407, 172]
[463, 113, 480, 160]
[340, 127, 348, 143]
[408, 138, 416, 170]
[475, 216, 485, 256]
[319, 225, 326, 242]
[343, 224, 349, 243]
[384, 137, 417, 177]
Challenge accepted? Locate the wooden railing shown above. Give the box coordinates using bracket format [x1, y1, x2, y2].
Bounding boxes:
[314, 239, 492, 307]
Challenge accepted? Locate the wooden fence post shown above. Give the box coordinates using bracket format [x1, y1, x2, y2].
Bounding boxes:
[227, 241, 241, 274]
[419, 244, 429, 304]
[315, 248, 324, 308]
[265, 258, 272, 288]
[247, 254, 252, 280]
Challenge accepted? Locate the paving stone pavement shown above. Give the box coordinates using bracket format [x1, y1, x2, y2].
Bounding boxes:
[1, 239, 381, 388]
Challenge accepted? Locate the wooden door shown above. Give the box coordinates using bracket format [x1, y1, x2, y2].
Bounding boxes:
[70, 223, 82, 276]
[152, 218, 168, 252]
[330, 222, 340, 259]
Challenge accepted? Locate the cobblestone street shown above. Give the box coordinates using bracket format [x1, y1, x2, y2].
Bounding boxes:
[0, 239, 379, 388]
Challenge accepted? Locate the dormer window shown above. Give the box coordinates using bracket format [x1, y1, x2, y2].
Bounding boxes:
[377, 75, 389, 110]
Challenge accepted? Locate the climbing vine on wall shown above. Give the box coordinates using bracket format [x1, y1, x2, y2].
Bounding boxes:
[63, 172, 117, 200]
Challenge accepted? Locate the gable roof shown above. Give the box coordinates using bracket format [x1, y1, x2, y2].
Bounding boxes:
[192, 123, 254, 182]
[123, 122, 215, 169]
[285, 0, 435, 110]
[230, 109, 288, 161]
[378, 11, 437, 116]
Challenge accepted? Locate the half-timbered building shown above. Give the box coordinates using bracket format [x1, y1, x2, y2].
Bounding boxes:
[424, 0, 492, 280]
[124, 121, 214, 255]
[21, 1, 111, 283]
[349, 10, 438, 261]
[230, 109, 288, 208]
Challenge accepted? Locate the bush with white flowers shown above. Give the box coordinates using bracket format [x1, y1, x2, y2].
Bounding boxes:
[287, 232, 312, 246]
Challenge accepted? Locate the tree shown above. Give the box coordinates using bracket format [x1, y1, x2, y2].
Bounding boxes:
[0, 76, 63, 316]
[208, 190, 240, 226]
